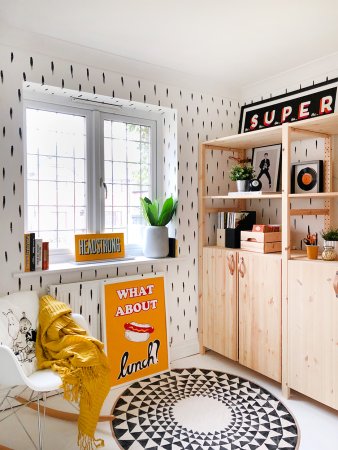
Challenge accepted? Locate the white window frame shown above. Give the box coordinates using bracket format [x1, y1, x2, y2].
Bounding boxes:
[23, 94, 161, 262]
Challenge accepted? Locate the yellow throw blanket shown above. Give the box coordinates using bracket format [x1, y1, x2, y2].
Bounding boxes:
[36, 295, 111, 450]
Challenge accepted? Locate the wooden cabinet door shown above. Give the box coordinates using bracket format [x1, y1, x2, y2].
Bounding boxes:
[238, 251, 282, 382]
[288, 261, 338, 409]
[202, 247, 238, 360]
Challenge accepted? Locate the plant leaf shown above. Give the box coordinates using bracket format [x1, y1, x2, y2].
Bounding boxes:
[158, 197, 174, 226]
[140, 198, 151, 225]
[147, 201, 159, 225]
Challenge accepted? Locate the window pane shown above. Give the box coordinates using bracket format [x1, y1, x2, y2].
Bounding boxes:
[113, 162, 127, 183]
[128, 185, 142, 207]
[104, 160, 113, 183]
[25, 108, 87, 250]
[112, 184, 127, 207]
[39, 206, 57, 231]
[58, 206, 74, 230]
[104, 137, 112, 161]
[75, 206, 86, 230]
[57, 158, 74, 181]
[58, 182, 74, 206]
[58, 231, 74, 249]
[141, 126, 150, 142]
[104, 119, 153, 246]
[27, 206, 38, 230]
[27, 180, 38, 205]
[112, 139, 127, 161]
[75, 159, 85, 182]
[141, 143, 150, 164]
[127, 141, 140, 163]
[39, 181, 57, 205]
[112, 122, 126, 139]
[127, 124, 140, 141]
[27, 154, 38, 180]
[39, 155, 56, 181]
[127, 163, 141, 184]
[38, 131, 57, 156]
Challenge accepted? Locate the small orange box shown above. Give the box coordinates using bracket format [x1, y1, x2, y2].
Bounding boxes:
[252, 224, 280, 233]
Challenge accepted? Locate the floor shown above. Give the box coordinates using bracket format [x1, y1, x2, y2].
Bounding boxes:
[1, 351, 338, 449]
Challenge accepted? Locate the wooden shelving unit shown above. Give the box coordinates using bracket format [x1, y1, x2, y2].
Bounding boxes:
[199, 111, 338, 406]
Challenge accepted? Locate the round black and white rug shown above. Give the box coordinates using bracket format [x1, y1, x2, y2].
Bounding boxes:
[112, 368, 299, 450]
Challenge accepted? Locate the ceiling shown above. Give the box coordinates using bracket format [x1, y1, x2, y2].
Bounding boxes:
[1, 0, 338, 93]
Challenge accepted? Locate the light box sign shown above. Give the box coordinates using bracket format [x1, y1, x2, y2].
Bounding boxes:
[239, 79, 338, 134]
[102, 274, 169, 387]
[74, 233, 125, 262]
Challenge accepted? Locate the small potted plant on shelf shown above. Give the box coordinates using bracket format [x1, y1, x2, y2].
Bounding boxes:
[229, 163, 255, 192]
[140, 196, 178, 258]
[320, 228, 338, 260]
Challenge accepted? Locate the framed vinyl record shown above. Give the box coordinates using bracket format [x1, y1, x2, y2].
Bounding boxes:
[291, 160, 323, 194]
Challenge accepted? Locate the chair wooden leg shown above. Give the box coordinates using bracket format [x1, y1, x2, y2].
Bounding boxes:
[15, 396, 115, 422]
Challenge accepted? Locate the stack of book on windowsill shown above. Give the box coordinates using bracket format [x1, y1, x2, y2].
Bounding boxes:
[24, 233, 49, 271]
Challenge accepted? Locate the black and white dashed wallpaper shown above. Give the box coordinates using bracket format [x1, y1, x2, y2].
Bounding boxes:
[0, 43, 240, 358]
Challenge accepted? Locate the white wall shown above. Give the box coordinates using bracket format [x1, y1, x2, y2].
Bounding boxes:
[0, 30, 240, 360]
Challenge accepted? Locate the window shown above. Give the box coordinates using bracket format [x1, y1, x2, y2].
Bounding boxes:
[103, 118, 153, 246]
[24, 100, 157, 260]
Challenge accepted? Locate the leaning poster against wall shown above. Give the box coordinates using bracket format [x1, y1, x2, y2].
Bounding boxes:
[102, 273, 169, 387]
[239, 78, 338, 133]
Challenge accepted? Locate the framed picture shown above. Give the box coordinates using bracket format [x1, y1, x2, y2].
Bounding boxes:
[291, 160, 323, 194]
[251, 144, 282, 192]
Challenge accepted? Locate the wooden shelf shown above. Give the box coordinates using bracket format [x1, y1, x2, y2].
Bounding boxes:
[203, 194, 282, 200]
[204, 112, 338, 150]
[290, 208, 329, 216]
[289, 192, 338, 199]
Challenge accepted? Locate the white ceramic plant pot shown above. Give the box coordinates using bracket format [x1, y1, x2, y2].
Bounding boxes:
[323, 240, 337, 248]
[143, 226, 169, 258]
[236, 180, 249, 192]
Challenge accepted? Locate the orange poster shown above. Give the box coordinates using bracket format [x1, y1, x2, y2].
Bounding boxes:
[102, 274, 169, 387]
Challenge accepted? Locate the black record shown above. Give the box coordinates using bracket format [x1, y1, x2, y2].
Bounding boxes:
[297, 167, 317, 191]
[249, 178, 262, 191]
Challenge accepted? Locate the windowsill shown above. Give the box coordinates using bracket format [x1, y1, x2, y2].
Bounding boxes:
[12, 255, 187, 278]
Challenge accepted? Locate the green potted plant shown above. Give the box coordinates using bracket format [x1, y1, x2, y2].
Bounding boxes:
[229, 163, 255, 192]
[140, 196, 178, 257]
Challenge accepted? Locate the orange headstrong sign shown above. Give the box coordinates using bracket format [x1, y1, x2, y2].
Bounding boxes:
[74, 233, 125, 262]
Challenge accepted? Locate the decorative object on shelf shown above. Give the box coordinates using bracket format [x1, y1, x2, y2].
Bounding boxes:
[229, 163, 255, 192]
[306, 245, 319, 259]
[140, 196, 177, 258]
[248, 178, 262, 191]
[252, 144, 282, 192]
[322, 244, 337, 261]
[238, 77, 338, 133]
[320, 228, 338, 260]
[241, 230, 282, 253]
[112, 368, 299, 450]
[303, 232, 318, 259]
[291, 160, 323, 194]
[74, 233, 125, 262]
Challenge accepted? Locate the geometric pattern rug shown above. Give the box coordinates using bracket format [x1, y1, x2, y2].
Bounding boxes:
[111, 368, 299, 449]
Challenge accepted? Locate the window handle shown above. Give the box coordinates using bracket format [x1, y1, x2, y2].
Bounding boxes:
[100, 178, 108, 199]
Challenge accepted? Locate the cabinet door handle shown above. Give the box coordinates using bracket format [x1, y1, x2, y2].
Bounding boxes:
[227, 254, 235, 276]
[333, 271, 338, 298]
[238, 256, 245, 278]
